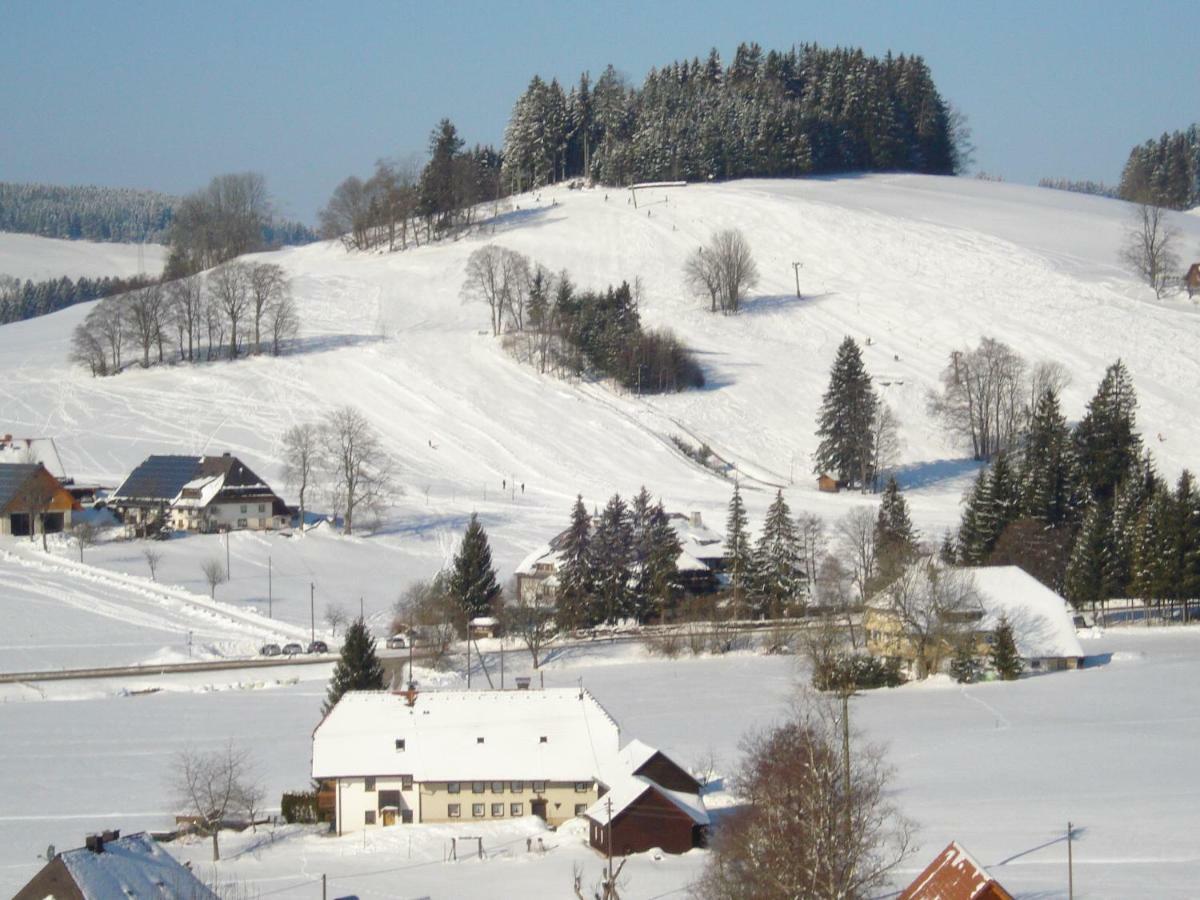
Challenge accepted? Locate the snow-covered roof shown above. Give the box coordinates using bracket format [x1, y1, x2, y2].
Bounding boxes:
[898, 840, 1012, 900]
[312, 688, 620, 782]
[872, 563, 1084, 660]
[514, 542, 560, 577]
[56, 832, 218, 900]
[470, 616, 499, 627]
[584, 773, 709, 826]
[970, 566, 1084, 660]
[171, 473, 225, 509]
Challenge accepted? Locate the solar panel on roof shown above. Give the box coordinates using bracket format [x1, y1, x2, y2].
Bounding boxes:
[111, 455, 202, 502]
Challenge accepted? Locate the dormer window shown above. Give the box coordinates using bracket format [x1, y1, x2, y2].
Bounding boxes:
[395, 739, 406, 751]
[477, 736, 485, 744]
[539, 736, 548, 744]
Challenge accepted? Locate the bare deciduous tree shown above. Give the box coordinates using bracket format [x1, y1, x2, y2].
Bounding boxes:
[322, 406, 394, 535]
[168, 275, 205, 362]
[143, 547, 163, 582]
[71, 520, 98, 561]
[14, 467, 59, 551]
[927, 337, 1027, 460]
[280, 422, 320, 531]
[880, 559, 978, 679]
[208, 262, 251, 359]
[462, 244, 532, 336]
[695, 694, 913, 900]
[869, 403, 901, 491]
[70, 317, 108, 376]
[201, 558, 227, 598]
[502, 578, 557, 668]
[685, 229, 759, 314]
[836, 507, 878, 614]
[1121, 202, 1180, 299]
[324, 603, 348, 637]
[394, 574, 458, 670]
[247, 262, 287, 354]
[267, 290, 300, 355]
[170, 741, 261, 861]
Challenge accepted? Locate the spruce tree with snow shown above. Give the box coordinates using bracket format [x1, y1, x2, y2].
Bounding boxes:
[957, 468, 991, 566]
[949, 638, 981, 684]
[724, 482, 753, 620]
[814, 336, 878, 490]
[989, 614, 1023, 680]
[978, 451, 1020, 553]
[640, 501, 682, 622]
[323, 618, 385, 715]
[1104, 453, 1160, 598]
[1019, 388, 1080, 527]
[874, 476, 919, 582]
[555, 495, 595, 630]
[1174, 471, 1200, 603]
[1074, 360, 1142, 505]
[591, 493, 634, 625]
[751, 490, 805, 617]
[448, 512, 501, 621]
[939, 529, 958, 565]
[1130, 483, 1175, 601]
[1064, 501, 1111, 609]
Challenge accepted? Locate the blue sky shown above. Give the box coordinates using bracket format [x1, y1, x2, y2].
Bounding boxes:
[2, 1, 1196, 224]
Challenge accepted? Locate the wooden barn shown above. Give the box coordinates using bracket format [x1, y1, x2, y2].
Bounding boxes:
[1185, 262, 1200, 298]
[585, 775, 709, 856]
[898, 841, 1014, 900]
[817, 473, 844, 493]
[0, 463, 80, 538]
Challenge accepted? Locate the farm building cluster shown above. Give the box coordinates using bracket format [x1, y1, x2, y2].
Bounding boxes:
[312, 686, 710, 856]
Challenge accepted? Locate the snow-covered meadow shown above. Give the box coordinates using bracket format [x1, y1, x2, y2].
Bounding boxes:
[0, 232, 166, 281]
[2, 175, 1200, 897]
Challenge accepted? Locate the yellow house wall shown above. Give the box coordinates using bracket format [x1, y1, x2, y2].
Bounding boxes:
[420, 780, 597, 827]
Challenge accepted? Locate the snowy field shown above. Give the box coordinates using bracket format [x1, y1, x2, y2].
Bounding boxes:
[0, 231, 166, 280]
[0, 629, 1198, 898]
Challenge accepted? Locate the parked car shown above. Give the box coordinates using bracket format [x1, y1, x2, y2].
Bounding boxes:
[282, 642, 304, 656]
[386, 634, 407, 649]
[260, 643, 282, 657]
[307, 640, 329, 654]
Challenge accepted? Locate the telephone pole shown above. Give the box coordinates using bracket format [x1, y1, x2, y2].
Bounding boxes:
[791, 260, 803, 299]
[267, 556, 272, 619]
[1067, 821, 1074, 900]
[309, 582, 315, 644]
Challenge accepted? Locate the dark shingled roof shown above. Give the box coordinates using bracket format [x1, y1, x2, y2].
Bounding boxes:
[0, 463, 43, 511]
[110, 455, 203, 504]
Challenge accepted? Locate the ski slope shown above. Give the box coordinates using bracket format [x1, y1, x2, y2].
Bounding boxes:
[0, 232, 166, 280]
[1, 174, 1198, 634]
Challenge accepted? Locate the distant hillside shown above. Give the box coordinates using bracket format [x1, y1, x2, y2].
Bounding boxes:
[0, 182, 174, 243]
[0, 181, 319, 249]
[1118, 124, 1200, 209]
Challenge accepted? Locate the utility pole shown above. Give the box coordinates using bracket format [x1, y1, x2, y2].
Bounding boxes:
[225, 530, 231, 579]
[791, 261, 803, 299]
[267, 556, 272, 619]
[466, 621, 471, 690]
[606, 796, 614, 895]
[310, 582, 316, 644]
[842, 689, 853, 842]
[321, 873, 326, 900]
[1067, 821, 1074, 900]
[359, 596, 364, 621]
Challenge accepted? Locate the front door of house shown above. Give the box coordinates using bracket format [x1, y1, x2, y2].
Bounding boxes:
[381, 808, 396, 826]
[531, 799, 547, 821]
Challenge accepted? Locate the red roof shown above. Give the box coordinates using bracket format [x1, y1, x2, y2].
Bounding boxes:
[898, 841, 1014, 900]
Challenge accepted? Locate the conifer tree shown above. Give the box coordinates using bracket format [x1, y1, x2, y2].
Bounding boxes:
[448, 513, 501, 621]
[555, 496, 595, 630]
[814, 337, 878, 490]
[591, 493, 634, 624]
[949, 637, 981, 684]
[724, 482, 752, 619]
[1130, 483, 1175, 601]
[1173, 471, 1200, 605]
[1064, 501, 1111, 609]
[989, 614, 1023, 680]
[323, 618, 385, 715]
[874, 477, 918, 582]
[938, 529, 958, 565]
[1019, 388, 1080, 527]
[640, 502, 682, 622]
[751, 490, 805, 617]
[1074, 360, 1142, 505]
[1104, 454, 1159, 597]
[957, 468, 991, 566]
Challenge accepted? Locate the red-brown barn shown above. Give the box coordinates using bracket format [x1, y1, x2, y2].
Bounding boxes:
[585, 776, 709, 856]
[898, 841, 1015, 900]
[617, 739, 702, 793]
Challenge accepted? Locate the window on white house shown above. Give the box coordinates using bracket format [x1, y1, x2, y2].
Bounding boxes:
[472, 804, 485, 818]
[491, 803, 504, 816]
[510, 802, 523, 816]
[532, 781, 546, 792]
[510, 781, 524, 793]
[258, 504, 264, 512]
[448, 803, 461, 818]
[574, 782, 591, 792]
[240, 505, 247, 513]
[364, 777, 376, 792]
[575, 804, 587, 816]
[539, 736, 548, 743]
[447, 782, 460, 794]
[395, 739, 405, 751]
[401, 775, 413, 790]
[364, 810, 376, 825]
[472, 782, 485, 794]
[476, 736, 485, 744]
[237, 518, 247, 528]
[491, 781, 504, 793]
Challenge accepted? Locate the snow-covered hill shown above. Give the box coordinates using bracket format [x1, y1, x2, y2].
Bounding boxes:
[2, 175, 1198, 629]
[0, 231, 166, 280]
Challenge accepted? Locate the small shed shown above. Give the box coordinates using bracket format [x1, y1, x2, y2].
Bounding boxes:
[817, 473, 843, 493]
[898, 840, 1014, 900]
[1185, 262, 1200, 298]
[613, 738, 702, 793]
[469, 616, 500, 638]
[586, 774, 709, 856]
[13, 830, 218, 900]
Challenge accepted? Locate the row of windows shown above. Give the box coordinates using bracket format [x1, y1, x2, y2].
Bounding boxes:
[238, 504, 267, 513]
[445, 780, 590, 794]
[447, 802, 588, 819]
[395, 736, 552, 750]
[364, 776, 412, 791]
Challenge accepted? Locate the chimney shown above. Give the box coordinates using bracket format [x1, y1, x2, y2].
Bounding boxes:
[515, 676, 531, 691]
[222, 451, 231, 457]
[85, 834, 105, 854]
[690, 510, 703, 528]
[101, 829, 120, 843]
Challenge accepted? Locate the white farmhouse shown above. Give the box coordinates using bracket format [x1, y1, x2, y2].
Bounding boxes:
[312, 687, 621, 833]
